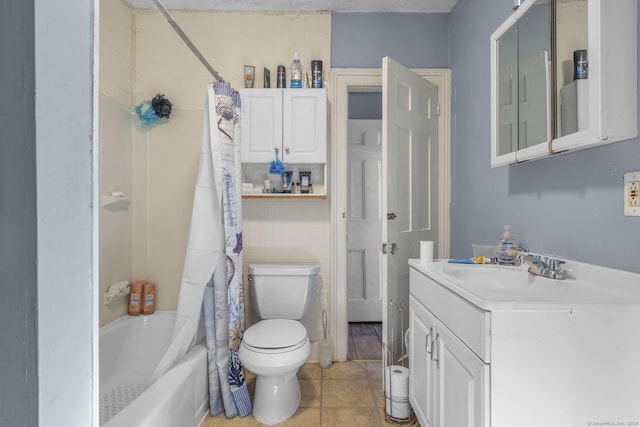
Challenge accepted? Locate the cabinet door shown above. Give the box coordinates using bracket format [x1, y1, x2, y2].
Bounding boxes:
[282, 89, 327, 163]
[409, 296, 437, 427]
[240, 89, 283, 163]
[434, 321, 489, 427]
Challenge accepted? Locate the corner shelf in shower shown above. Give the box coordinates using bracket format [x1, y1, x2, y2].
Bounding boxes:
[101, 194, 130, 208]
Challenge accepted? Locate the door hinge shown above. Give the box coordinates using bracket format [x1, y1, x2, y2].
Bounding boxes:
[387, 213, 397, 220]
[382, 243, 387, 254]
[437, 104, 441, 117]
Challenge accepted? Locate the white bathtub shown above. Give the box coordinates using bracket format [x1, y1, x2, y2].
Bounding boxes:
[99, 311, 208, 427]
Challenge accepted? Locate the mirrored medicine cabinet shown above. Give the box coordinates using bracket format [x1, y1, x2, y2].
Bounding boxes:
[490, 0, 638, 167]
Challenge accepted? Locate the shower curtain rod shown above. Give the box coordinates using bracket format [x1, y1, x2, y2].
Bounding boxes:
[150, 0, 225, 82]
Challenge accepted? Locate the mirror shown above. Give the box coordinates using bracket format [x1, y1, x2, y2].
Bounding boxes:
[496, 23, 518, 156]
[517, 0, 552, 149]
[555, 0, 589, 137]
[495, 0, 552, 156]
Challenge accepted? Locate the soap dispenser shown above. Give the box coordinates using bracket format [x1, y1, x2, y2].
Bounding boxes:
[495, 225, 518, 265]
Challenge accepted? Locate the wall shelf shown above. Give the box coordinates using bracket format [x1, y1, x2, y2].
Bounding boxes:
[242, 193, 327, 200]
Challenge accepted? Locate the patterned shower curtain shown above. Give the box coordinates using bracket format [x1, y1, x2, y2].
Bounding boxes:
[203, 81, 252, 418]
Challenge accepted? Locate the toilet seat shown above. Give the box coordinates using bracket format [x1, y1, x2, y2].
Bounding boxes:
[242, 319, 308, 354]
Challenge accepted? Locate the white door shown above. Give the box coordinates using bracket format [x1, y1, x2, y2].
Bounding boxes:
[347, 119, 383, 322]
[382, 57, 440, 363]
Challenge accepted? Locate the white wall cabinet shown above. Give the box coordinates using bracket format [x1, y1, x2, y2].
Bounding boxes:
[409, 295, 488, 427]
[490, 0, 637, 167]
[240, 88, 327, 164]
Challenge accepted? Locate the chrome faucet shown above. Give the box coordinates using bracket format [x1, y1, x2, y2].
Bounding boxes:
[518, 253, 567, 280]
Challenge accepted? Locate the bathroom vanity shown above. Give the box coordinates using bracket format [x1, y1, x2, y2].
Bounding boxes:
[408, 259, 640, 427]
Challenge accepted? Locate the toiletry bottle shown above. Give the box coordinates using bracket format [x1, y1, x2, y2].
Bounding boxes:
[277, 65, 286, 88]
[290, 52, 303, 88]
[141, 282, 156, 315]
[311, 60, 323, 88]
[495, 225, 518, 265]
[128, 280, 145, 315]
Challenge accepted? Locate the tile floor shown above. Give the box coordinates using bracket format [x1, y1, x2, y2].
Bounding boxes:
[347, 323, 383, 361]
[199, 361, 418, 427]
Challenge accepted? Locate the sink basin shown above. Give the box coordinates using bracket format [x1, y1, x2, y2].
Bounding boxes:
[410, 261, 640, 309]
[441, 265, 587, 300]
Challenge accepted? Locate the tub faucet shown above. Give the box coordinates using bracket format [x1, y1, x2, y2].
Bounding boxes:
[519, 253, 567, 280]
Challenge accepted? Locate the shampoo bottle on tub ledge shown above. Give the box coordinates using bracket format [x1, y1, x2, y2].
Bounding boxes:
[142, 282, 156, 315]
[128, 281, 145, 315]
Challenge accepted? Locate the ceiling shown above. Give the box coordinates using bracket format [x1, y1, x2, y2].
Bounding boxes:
[127, 0, 458, 14]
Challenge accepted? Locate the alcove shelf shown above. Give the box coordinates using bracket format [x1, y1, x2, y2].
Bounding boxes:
[242, 193, 327, 200]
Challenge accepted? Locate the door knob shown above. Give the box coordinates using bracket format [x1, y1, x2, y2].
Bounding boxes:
[285, 147, 290, 154]
[389, 243, 398, 254]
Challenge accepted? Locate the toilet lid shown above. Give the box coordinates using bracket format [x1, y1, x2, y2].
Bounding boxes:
[243, 319, 307, 349]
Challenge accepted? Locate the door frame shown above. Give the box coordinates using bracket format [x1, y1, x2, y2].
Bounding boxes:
[330, 68, 451, 361]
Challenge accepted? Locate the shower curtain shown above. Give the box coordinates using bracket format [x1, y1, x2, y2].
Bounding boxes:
[150, 81, 251, 418]
[201, 82, 252, 418]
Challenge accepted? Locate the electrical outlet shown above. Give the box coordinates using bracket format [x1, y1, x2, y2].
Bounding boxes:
[624, 171, 640, 216]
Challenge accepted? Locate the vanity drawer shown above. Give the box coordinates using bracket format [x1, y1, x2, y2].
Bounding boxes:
[410, 267, 491, 362]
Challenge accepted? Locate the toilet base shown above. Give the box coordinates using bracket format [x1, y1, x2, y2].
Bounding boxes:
[252, 371, 301, 425]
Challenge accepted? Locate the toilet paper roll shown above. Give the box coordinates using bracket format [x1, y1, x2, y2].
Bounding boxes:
[384, 365, 410, 419]
[385, 397, 411, 420]
[420, 240, 434, 263]
[384, 365, 409, 399]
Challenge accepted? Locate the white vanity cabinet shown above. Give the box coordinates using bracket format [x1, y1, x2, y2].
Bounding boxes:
[409, 295, 488, 427]
[409, 261, 640, 427]
[240, 88, 327, 164]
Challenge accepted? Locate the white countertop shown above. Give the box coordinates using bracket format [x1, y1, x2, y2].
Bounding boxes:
[409, 259, 640, 311]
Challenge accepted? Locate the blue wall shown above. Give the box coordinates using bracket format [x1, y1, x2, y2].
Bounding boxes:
[331, 13, 450, 68]
[449, 0, 640, 273]
[332, 5, 640, 273]
[0, 0, 39, 424]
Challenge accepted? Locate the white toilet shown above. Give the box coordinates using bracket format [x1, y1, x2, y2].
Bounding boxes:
[239, 263, 320, 425]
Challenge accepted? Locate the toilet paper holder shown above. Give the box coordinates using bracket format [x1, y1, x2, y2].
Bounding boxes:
[383, 299, 415, 424]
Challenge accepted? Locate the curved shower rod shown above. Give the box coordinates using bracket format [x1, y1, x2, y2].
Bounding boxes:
[150, 0, 225, 82]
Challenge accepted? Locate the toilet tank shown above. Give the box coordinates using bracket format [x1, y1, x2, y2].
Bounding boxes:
[248, 264, 320, 320]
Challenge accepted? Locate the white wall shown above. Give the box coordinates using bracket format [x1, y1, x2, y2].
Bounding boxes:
[35, 0, 96, 425]
[99, 0, 134, 326]
[130, 11, 332, 353]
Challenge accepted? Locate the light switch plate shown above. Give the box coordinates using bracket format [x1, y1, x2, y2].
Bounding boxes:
[624, 171, 640, 216]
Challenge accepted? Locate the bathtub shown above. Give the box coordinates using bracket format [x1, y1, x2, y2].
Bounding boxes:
[99, 311, 208, 427]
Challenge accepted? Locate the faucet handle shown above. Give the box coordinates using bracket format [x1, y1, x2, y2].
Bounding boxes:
[549, 258, 565, 272]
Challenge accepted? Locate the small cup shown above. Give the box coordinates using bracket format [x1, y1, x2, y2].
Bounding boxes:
[282, 171, 294, 193]
[244, 65, 255, 88]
